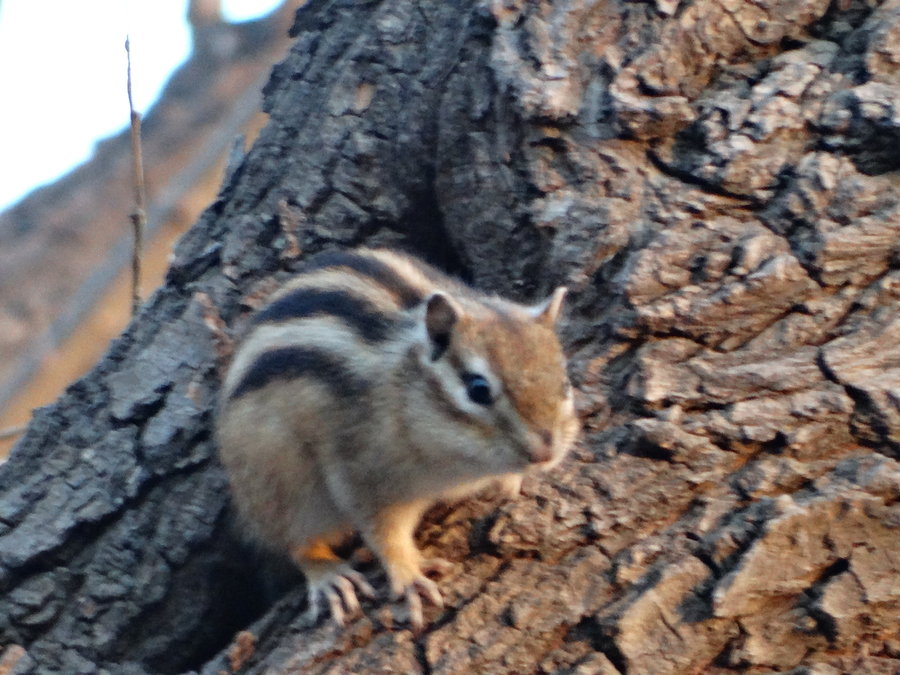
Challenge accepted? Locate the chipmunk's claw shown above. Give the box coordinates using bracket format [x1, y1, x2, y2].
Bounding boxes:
[389, 557, 452, 633]
[304, 563, 375, 627]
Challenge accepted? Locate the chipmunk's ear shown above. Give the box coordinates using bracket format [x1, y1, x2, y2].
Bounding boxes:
[530, 286, 568, 327]
[425, 292, 462, 360]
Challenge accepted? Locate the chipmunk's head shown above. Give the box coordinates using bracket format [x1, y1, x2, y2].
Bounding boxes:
[406, 286, 578, 478]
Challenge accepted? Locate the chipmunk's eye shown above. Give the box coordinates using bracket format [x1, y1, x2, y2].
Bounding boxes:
[462, 373, 493, 406]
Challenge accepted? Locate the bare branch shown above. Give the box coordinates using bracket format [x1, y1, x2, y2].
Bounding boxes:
[0, 425, 26, 442]
[125, 36, 146, 316]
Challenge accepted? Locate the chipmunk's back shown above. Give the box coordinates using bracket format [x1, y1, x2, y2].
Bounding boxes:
[221, 249, 456, 400]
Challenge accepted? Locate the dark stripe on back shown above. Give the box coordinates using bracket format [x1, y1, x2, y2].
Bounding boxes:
[302, 251, 424, 309]
[230, 346, 369, 401]
[254, 288, 397, 342]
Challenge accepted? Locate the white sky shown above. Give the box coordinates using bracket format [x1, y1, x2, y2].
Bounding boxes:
[0, 0, 283, 211]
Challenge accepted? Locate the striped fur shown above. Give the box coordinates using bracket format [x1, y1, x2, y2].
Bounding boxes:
[216, 247, 578, 630]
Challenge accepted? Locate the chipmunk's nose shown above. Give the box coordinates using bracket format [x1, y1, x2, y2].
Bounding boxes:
[528, 429, 554, 464]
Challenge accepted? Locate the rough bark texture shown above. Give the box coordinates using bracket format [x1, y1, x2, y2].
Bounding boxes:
[1, 0, 898, 673]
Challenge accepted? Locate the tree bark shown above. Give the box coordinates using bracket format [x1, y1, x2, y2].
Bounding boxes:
[1, 0, 898, 673]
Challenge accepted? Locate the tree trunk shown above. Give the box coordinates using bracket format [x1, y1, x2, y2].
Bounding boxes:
[1, 0, 898, 673]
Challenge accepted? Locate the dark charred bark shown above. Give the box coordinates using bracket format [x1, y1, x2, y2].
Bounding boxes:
[1, 0, 898, 673]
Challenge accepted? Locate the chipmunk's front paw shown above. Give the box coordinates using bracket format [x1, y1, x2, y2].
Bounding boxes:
[388, 557, 453, 633]
[304, 561, 376, 628]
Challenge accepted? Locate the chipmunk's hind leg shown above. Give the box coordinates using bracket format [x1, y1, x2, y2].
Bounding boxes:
[291, 536, 375, 627]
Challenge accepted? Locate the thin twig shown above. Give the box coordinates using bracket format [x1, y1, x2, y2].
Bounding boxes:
[126, 36, 146, 316]
[0, 425, 27, 442]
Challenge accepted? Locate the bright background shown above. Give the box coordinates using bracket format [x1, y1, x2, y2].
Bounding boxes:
[0, 0, 283, 211]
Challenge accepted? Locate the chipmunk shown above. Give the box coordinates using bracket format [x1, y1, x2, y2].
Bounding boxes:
[216, 248, 578, 632]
